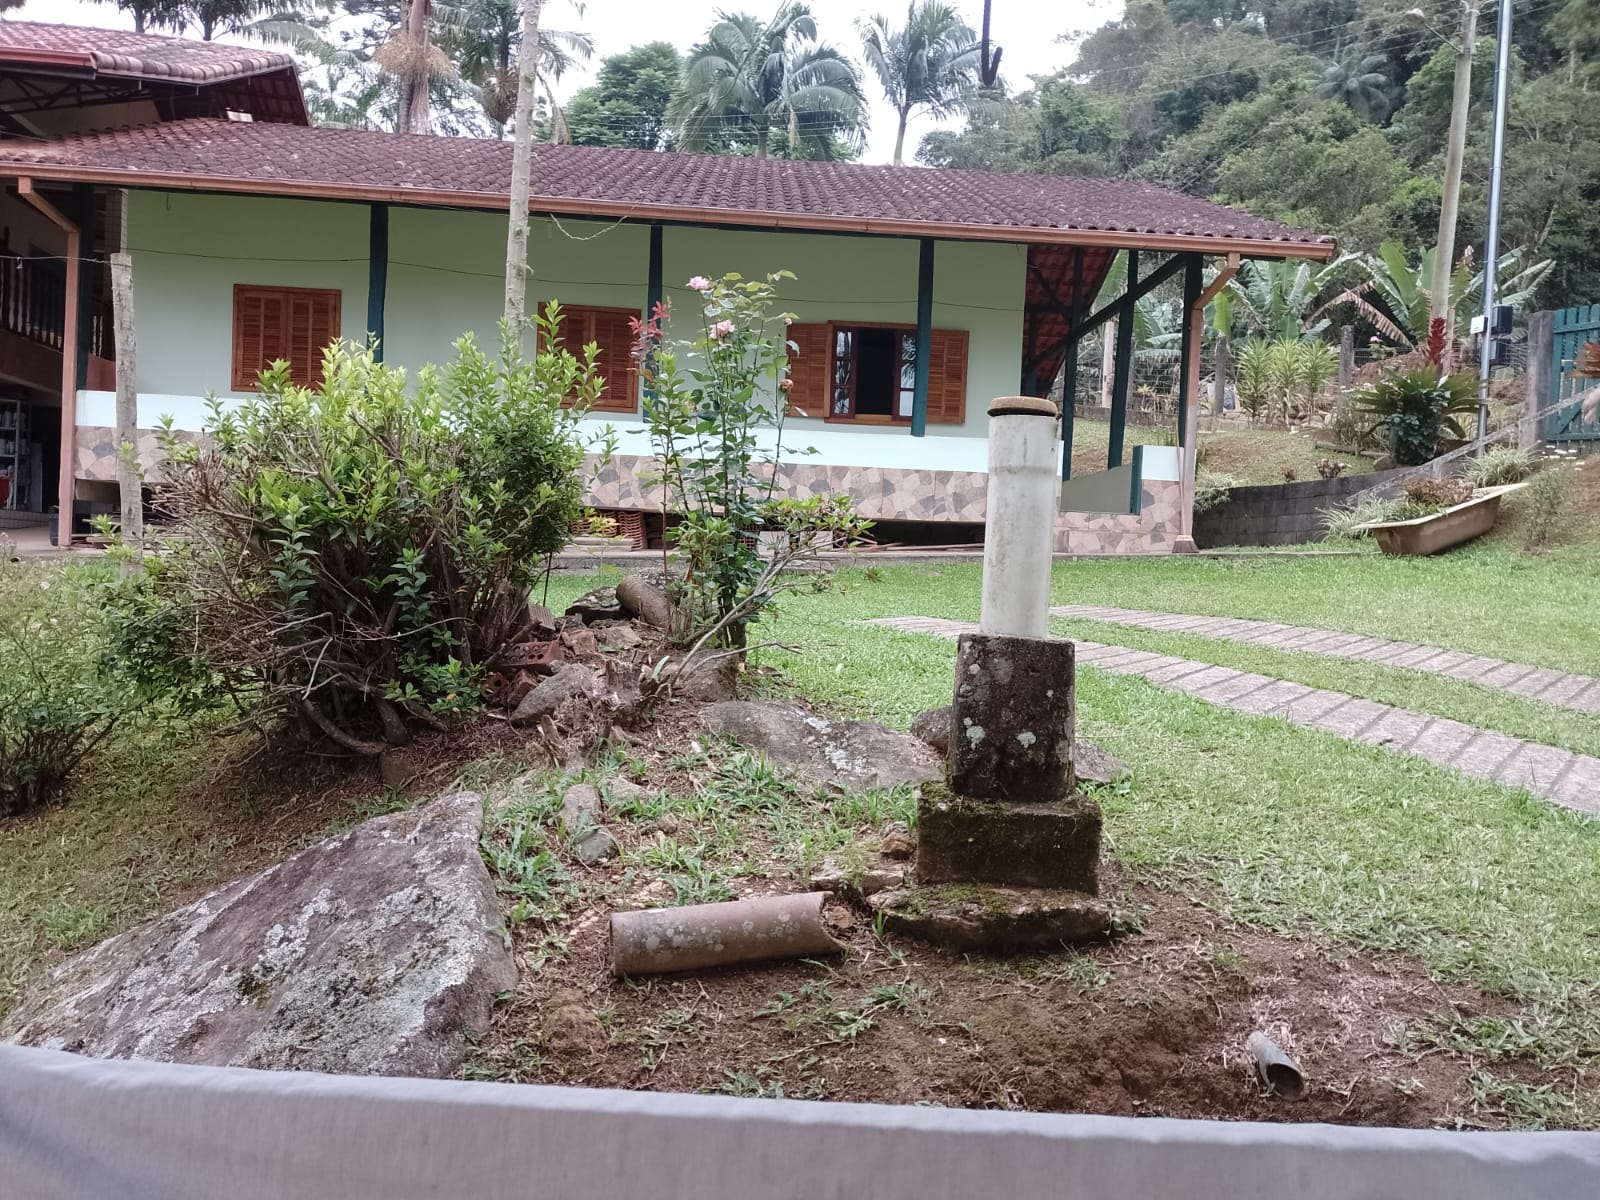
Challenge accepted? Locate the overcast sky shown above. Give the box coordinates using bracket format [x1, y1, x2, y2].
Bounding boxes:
[13, 0, 1121, 162]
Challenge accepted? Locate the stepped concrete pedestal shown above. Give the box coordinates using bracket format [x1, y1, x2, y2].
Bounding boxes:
[885, 398, 1114, 951]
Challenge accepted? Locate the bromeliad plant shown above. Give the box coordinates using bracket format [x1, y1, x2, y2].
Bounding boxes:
[132, 323, 598, 754]
[635, 270, 868, 652]
[1351, 367, 1477, 466]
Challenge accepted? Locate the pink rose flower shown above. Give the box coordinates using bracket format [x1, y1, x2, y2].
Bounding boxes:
[711, 319, 735, 340]
[687, 276, 712, 292]
[779, 377, 794, 392]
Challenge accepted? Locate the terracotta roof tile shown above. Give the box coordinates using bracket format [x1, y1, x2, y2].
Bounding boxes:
[0, 20, 294, 83]
[0, 117, 1333, 253]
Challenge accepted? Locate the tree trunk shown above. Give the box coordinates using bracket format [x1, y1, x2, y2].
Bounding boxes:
[755, 123, 769, 159]
[1209, 333, 1228, 430]
[503, 0, 546, 336]
[1430, 0, 1481, 340]
[1099, 322, 1116, 409]
[397, 0, 434, 136]
[892, 111, 908, 166]
[110, 252, 144, 576]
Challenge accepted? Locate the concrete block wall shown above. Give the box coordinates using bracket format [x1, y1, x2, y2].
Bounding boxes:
[1194, 468, 1408, 549]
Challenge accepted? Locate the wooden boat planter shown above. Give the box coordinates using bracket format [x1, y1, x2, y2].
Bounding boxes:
[1362, 483, 1527, 557]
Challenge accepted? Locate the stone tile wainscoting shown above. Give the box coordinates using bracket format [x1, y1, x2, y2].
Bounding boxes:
[78, 438, 1183, 556]
[586, 454, 1183, 556]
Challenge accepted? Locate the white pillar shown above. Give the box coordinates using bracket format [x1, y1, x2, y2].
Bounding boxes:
[980, 397, 1060, 639]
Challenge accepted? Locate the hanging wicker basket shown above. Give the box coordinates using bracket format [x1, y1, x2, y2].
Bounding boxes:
[1574, 342, 1600, 378]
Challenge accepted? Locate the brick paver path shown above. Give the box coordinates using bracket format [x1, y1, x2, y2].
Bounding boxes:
[872, 616, 1600, 816]
[1050, 606, 1600, 714]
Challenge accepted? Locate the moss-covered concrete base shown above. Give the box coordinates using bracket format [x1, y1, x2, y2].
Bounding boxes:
[866, 883, 1120, 951]
[916, 782, 1101, 893]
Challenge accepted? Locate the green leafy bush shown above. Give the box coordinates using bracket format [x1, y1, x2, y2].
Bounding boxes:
[1517, 465, 1571, 552]
[1319, 493, 1401, 540]
[1194, 468, 1241, 514]
[136, 328, 597, 754]
[1464, 446, 1534, 488]
[1234, 337, 1274, 424]
[637, 271, 868, 650]
[1351, 367, 1477, 466]
[0, 561, 128, 816]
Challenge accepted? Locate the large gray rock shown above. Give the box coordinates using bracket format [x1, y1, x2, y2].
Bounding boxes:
[511, 663, 602, 724]
[703, 700, 942, 792]
[1, 793, 515, 1078]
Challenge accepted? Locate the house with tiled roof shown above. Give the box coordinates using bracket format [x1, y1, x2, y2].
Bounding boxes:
[0, 19, 1334, 551]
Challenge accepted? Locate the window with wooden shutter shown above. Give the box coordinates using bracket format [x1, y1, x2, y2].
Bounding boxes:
[817, 323, 969, 426]
[541, 302, 639, 414]
[231, 284, 341, 391]
[784, 322, 830, 417]
[925, 328, 969, 426]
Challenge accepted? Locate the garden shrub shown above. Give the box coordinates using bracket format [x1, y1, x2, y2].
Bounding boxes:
[1319, 493, 1400, 540]
[0, 560, 128, 817]
[1351, 367, 1477, 466]
[636, 271, 868, 650]
[1193, 468, 1241, 514]
[1395, 475, 1475, 519]
[133, 326, 598, 754]
[1464, 446, 1534, 488]
[1518, 465, 1571, 552]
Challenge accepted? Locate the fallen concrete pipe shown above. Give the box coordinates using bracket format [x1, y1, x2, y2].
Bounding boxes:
[610, 892, 845, 977]
[1247, 1031, 1306, 1100]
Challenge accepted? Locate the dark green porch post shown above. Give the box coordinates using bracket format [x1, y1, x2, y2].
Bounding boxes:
[1108, 249, 1137, 468]
[911, 237, 935, 437]
[1175, 254, 1203, 444]
[367, 203, 388, 361]
[646, 224, 663, 326]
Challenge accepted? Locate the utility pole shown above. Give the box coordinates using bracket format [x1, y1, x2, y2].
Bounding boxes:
[1476, 0, 1514, 440]
[1425, 0, 1482, 343]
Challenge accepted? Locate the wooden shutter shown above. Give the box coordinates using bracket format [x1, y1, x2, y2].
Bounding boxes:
[925, 328, 969, 425]
[784, 322, 830, 417]
[541, 302, 638, 413]
[589, 307, 639, 413]
[232, 284, 341, 391]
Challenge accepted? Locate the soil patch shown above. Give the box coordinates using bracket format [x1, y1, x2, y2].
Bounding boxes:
[469, 714, 1538, 1127]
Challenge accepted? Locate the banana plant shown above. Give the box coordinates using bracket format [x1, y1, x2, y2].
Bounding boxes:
[1225, 256, 1356, 340]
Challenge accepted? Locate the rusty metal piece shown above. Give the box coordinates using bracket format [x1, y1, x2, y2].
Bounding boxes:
[1247, 1032, 1306, 1100]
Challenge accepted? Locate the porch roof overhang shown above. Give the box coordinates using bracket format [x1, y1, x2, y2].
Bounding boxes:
[0, 23, 308, 126]
[0, 118, 1336, 261]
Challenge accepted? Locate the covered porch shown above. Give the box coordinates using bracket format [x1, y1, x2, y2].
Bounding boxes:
[1018, 242, 1244, 555]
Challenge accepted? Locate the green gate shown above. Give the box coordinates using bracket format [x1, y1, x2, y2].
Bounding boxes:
[1547, 305, 1600, 442]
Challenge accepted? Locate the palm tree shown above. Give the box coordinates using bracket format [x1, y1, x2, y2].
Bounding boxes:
[437, 0, 593, 138]
[858, 1, 981, 166]
[1314, 46, 1393, 123]
[671, 4, 866, 160]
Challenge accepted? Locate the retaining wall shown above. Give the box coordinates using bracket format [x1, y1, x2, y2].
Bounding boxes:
[1195, 468, 1408, 548]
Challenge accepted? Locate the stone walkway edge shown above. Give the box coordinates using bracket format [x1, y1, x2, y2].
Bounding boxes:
[1049, 605, 1600, 716]
[871, 616, 1600, 817]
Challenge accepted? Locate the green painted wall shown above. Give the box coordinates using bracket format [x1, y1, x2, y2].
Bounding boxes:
[127, 191, 369, 398]
[125, 192, 1026, 448]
